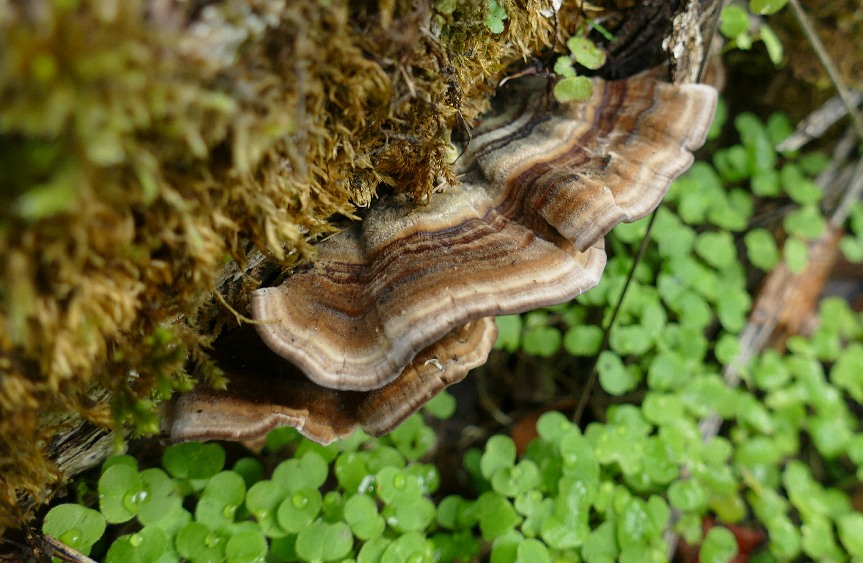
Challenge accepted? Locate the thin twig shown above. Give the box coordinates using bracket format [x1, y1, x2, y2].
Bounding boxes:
[777, 91, 863, 152]
[786, 0, 863, 141]
[828, 157, 863, 229]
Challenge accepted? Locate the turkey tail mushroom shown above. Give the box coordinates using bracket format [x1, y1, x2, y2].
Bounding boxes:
[168, 71, 716, 445]
[251, 71, 717, 391]
[164, 318, 496, 445]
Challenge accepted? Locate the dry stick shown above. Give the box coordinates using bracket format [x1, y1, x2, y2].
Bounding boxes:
[786, 0, 863, 142]
[776, 90, 863, 153]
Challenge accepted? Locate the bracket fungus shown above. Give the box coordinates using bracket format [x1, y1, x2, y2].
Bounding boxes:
[168, 70, 717, 444]
[166, 318, 496, 444]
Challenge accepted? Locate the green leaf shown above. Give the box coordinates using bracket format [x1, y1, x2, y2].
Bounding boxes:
[751, 168, 780, 196]
[99, 464, 144, 524]
[695, 231, 737, 270]
[387, 413, 436, 460]
[481, 435, 517, 480]
[245, 480, 289, 538]
[385, 497, 436, 533]
[477, 492, 521, 540]
[376, 466, 423, 505]
[162, 442, 225, 480]
[276, 487, 322, 533]
[766, 112, 793, 147]
[380, 532, 434, 562]
[736, 113, 776, 173]
[43, 504, 106, 556]
[484, 0, 508, 33]
[566, 36, 606, 70]
[837, 512, 863, 557]
[196, 471, 246, 529]
[563, 325, 603, 356]
[345, 494, 386, 540]
[647, 352, 689, 391]
[225, 529, 268, 563]
[515, 538, 550, 562]
[609, 324, 652, 356]
[273, 451, 328, 492]
[759, 23, 784, 64]
[642, 393, 685, 426]
[840, 235, 863, 262]
[492, 460, 541, 497]
[553, 56, 576, 78]
[597, 351, 641, 395]
[744, 228, 780, 270]
[750, 0, 788, 14]
[424, 390, 456, 419]
[522, 325, 562, 357]
[232, 458, 264, 489]
[494, 315, 522, 352]
[295, 521, 353, 561]
[554, 76, 594, 103]
[780, 163, 823, 204]
[830, 343, 863, 402]
[106, 526, 170, 563]
[707, 98, 728, 141]
[668, 479, 708, 512]
[720, 5, 749, 39]
[700, 526, 739, 563]
[784, 205, 825, 240]
[784, 237, 808, 273]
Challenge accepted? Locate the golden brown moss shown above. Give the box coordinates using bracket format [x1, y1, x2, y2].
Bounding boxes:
[0, 0, 571, 528]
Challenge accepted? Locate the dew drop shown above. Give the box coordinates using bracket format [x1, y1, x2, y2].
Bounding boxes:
[129, 533, 144, 547]
[205, 532, 222, 547]
[292, 492, 309, 508]
[393, 474, 406, 490]
[406, 553, 425, 563]
[222, 504, 237, 519]
[123, 489, 148, 512]
[59, 529, 81, 546]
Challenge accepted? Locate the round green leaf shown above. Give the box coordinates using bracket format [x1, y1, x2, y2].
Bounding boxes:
[700, 526, 738, 563]
[295, 521, 353, 562]
[491, 460, 541, 497]
[106, 526, 169, 563]
[43, 504, 106, 555]
[563, 325, 603, 356]
[480, 435, 517, 480]
[424, 390, 456, 419]
[344, 494, 386, 540]
[176, 521, 228, 563]
[276, 487, 322, 533]
[554, 76, 593, 103]
[225, 529, 268, 563]
[376, 466, 423, 505]
[494, 315, 522, 352]
[597, 351, 640, 395]
[522, 325, 562, 357]
[272, 451, 328, 492]
[566, 36, 606, 69]
[99, 464, 144, 524]
[162, 442, 225, 480]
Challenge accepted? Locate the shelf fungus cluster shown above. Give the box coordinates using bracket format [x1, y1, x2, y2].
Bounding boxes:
[166, 71, 717, 445]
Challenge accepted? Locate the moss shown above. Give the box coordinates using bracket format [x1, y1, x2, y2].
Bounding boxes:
[0, 0, 582, 529]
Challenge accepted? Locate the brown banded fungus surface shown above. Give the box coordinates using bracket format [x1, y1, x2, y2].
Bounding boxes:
[166, 318, 496, 445]
[169, 70, 717, 444]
